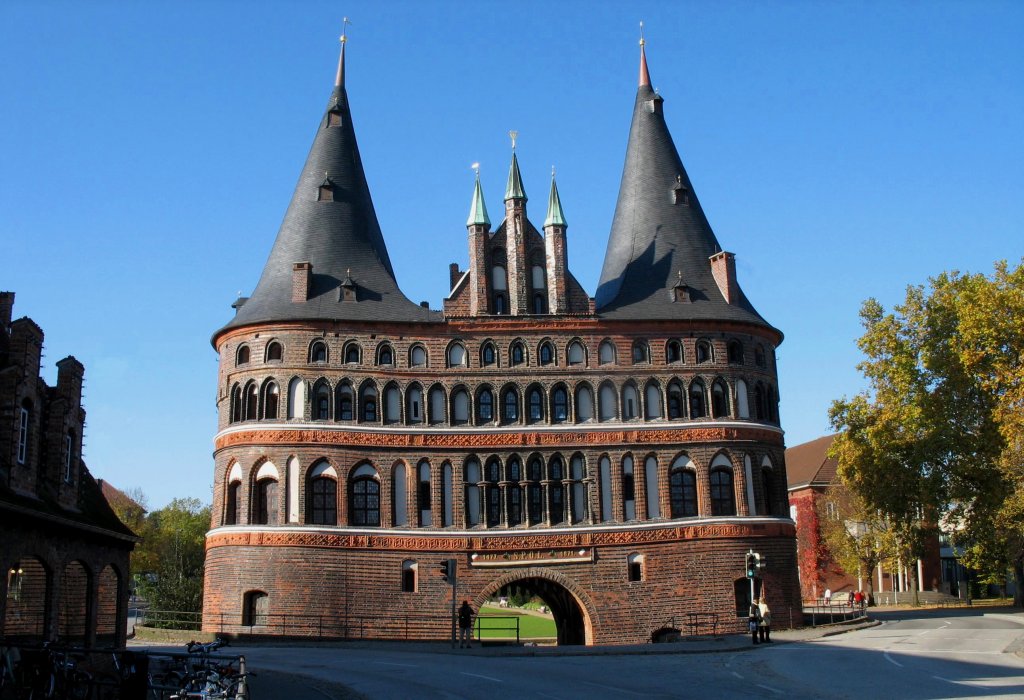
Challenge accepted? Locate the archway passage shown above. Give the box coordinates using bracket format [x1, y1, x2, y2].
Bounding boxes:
[494, 576, 587, 645]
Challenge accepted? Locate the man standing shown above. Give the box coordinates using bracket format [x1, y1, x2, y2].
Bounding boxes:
[458, 600, 474, 648]
[757, 597, 772, 643]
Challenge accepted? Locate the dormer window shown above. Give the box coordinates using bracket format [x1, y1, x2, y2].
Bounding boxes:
[318, 175, 335, 202]
[327, 109, 343, 127]
[672, 175, 689, 205]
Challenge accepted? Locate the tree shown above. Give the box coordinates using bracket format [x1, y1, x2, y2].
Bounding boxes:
[136, 497, 210, 616]
[829, 260, 1021, 605]
[816, 481, 895, 604]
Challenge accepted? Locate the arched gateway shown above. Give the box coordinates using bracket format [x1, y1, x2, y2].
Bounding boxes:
[205, 33, 801, 645]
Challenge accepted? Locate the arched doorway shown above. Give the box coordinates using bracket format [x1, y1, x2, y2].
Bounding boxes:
[479, 572, 592, 645]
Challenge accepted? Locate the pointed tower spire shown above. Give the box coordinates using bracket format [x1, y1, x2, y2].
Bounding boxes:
[335, 18, 350, 87]
[544, 168, 566, 228]
[466, 165, 490, 227]
[595, 34, 774, 332]
[504, 131, 527, 202]
[639, 21, 651, 87]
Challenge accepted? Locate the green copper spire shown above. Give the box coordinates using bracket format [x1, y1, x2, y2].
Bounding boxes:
[544, 169, 567, 227]
[505, 151, 527, 202]
[466, 169, 490, 227]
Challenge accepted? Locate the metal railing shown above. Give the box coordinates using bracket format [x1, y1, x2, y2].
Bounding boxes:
[474, 615, 522, 643]
[138, 609, 203, 631]
[208, 612, 450, 641]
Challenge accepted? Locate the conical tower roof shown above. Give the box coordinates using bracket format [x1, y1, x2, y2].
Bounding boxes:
[595, 44, 776, 332]
[544, 172, 566, 227]
[220, 39, 437, 333]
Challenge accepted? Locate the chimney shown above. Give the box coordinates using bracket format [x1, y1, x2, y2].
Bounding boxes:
[449, 263, 462, 290]
[709, 251, 739, 304]
[0, 291, 14, 329]
[9, 317, 44, 379]
[292, 262, 313, 302]
[56, 356, 85, 409]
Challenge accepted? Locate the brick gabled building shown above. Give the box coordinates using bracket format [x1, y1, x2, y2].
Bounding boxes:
[0, 292, 136, 646]
[204, 35, 800, 645]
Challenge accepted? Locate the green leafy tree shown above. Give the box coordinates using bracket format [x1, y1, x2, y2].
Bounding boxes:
[830, 260, 1021, 605]
[137, 498, 210, 617]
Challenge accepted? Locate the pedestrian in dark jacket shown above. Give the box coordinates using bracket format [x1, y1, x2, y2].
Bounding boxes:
[458, 601, 474, 648]
[748, 601, 760, 644]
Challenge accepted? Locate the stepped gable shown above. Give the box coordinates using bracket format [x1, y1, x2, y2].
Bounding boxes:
[595, 44, 777, 332]
[220, 39, 439, 335]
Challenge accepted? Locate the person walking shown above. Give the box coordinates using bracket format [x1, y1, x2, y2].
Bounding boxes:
[823, 588, 832, 606]
[458, 600, 474, 648]
[757, 597, 772, 643]
[748, 600, 761, 644]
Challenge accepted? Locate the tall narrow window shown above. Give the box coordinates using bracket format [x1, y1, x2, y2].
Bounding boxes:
[485, 459, 501, 527]
[478, 389, 494, 422]
[448, 343, 467, 368]
[549, 457, 565, 525]
[418, 462, 432, 527]
[401, 561, 418, 593]
[528, 388, 544, 422]
[670, 468, 698, 518]
[511, 342, 525, 366]
[668, 383, 683, 419]
[351, 477, 381, 526]
[230, 385, 242, 423]
[689, 381, 707, 418]
[410, 345, 427, 367]
[244, 383, 258, 420]
[362, 386, 378, 422]
[225, 481, 241, 525]
[311, 341, 327, 363]
[728, 340, 744, 364]
[310, 477, 337, 525]
[622, 456, 636, 520]
[503, 389, 519, 423]
[712, 380, 729, 418]
[255, 479, 278, 525]
[263, 382, 279, 419]
[598, 340, 616, 365]
[628, 554, 644, 582]
[407, 386, 423, 424]
[710, 469, 736, 516]
[552, 387, 568, 422]
[567, 341, 585, 365]
[337, 385, 354, 420]
[540, 342, 554, 365]
[666, 340, 682, 363]
[507, 457, 523, 526]
[63, 431, 74, 482]
[315, 384, 331, 420]
[622, 384, 638, 420]
[482, 343, 496, 366]
[527, 458, 543, 525]
[452, 388, 470, 424]
[696, 340, 712, 364]
[465, 459, 481, 527]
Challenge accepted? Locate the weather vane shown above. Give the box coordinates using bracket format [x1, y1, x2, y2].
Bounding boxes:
[471, 162, 480, 175]
[509, 130, 518, 150]
[639, 20, 645, 47]
[340, 17, 351, 44]
[551, 165, 556, 178]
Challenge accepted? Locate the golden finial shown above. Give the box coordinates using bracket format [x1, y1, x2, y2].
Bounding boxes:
[639, 20, 645, 47]
[340, 17, 351, 44]
[509, 130, 518, 150]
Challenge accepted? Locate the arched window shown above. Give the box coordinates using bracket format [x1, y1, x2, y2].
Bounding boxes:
[539, 342, 554, 366]
[345, 343, 360, 364]
[244, 383, 258, 420]
[361, 384, 378, 422]
[255, 478, 278, 525]
[644, 382, 662, 419]
[452, 388, 470, 424]
[735, 379, 750, 419]
[336, 383, 354, 420]
[503, 387, 519, 423]
[236, 345, 250, 366]
[598, 340, 616, 365]
[266, 341, 283, 362]
[442, 462, 453, 527]
[575, 384, 594, 422]
[477, 388, 494, 423]
[383, 384, 401, 424]
[230, 385, 242, 423]
[552, 386, 568, 423]
[262, 382, 279, 420]
[418, 461, 432, 526]
[754, 384, 767, 420]
[350, 465, 381, 526]
[667, 381, 684, 419]
[507, 457, 523, 526]
[567, 341, 585, 366]
[531, 264, 545, 290]
[448, 343, 467, 368]
[410, 345, 427, 367]
[696, 340, 712, 364]
[511, 342, 525, 366]
[710, 467, 736, 516]
[407, 385, 423, 424]
[712, 380, 729, 418]
[481, 342, 496, 367]
[627, 553, 644, 582]
[670, 456, 698, 518]
[314, 383, 331, 420]
[528, 387, 544, 423]
[761, 457, 776, 516]
[570, 454, 587, 523]
[666, 340, 683, 363]
[485, 458, 501, 527]
[492, 264, 508, 314]
[689, 380, 707, 418]
[287, 377, 305, 419]
[755, 345, 766, 368]
[622, 384, 638, 420]
[393, 462, 408, 526]
[549, 456, 565, 525]
[429, 385, 446, 424]
[378, 345, 394, 365]
[598, 382, 617, 421]
[644, 455, 660, 519]
[401, 561, 418, 593]
[631, 340, 649, 364]
[310, 341, 328, 364]
[599, 455, 612, 522]
[309, 469, 337, 525]
[527, 458, 543, 525]
[225, 479, 241, 525]
[465, 458, 481, 527]
[622, 455, 636, 520]
[728, 340, 744, 364]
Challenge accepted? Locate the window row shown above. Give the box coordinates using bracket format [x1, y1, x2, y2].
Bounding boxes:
[234, 337, 775, 371]
[228, 376, 781, 426]
[222, 451, 782, 529]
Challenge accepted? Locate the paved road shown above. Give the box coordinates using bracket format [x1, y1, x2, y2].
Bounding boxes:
[140, 608, 1024, 699]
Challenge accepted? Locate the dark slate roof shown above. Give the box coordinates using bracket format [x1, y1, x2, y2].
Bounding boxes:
[785, 435, 839, 489]
[218, 48, 440, 336]
[595, 60, 778, 332]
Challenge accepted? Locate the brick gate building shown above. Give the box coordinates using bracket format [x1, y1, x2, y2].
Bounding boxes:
[204, 36, 800, 645]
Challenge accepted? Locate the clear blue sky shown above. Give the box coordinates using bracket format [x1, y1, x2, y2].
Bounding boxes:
[3, 1, 1021, 510]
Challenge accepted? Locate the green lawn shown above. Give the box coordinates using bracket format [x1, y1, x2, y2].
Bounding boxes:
[476, 604, 556, 639]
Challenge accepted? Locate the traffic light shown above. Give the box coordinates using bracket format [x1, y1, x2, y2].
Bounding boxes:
[439, 560, 451, 582]
[745, 552, 757, 579]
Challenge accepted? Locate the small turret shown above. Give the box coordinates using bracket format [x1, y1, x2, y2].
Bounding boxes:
[544, 170, 569, 314]
[466, 168, 491, 316]
[504, 134, 529, 315]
